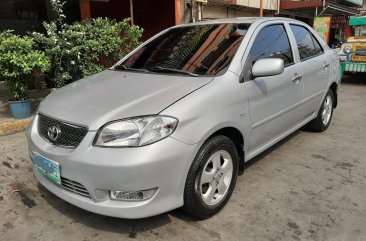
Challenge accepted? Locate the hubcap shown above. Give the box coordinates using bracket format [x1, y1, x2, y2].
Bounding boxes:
[321, 95, 333, 126]
[199, 150, 233, 206]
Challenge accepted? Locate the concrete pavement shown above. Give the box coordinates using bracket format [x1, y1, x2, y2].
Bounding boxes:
[0, 82, 49, 136]
[0, 74, 365, 241]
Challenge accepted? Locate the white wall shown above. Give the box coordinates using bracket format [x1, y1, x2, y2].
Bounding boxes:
[203, 5, 259, 19]
[236, 0, 278, 10]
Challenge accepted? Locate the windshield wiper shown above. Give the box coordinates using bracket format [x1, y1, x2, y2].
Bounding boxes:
[113, 65, 149, 73]
[147, 66, 198, 77]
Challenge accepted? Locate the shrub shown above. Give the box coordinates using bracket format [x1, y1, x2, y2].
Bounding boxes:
[32, 17, 143, 88]
[0, 30, 50, 100]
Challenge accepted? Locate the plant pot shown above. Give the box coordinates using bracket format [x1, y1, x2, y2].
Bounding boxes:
[8, 99, 32, 119]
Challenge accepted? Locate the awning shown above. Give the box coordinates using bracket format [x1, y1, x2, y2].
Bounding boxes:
[280, 1, 360, 19]
[319, 2, 360, 16]
[349, 16, 366, 26]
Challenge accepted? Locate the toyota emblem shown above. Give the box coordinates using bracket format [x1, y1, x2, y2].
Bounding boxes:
[47, 125, 61, 141]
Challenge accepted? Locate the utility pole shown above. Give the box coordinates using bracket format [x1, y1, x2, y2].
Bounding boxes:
[197, 2, 203, 21]
[260, 0, 263, 17]
[79, 0, 91, 20]
[130, 0, 134, 25]
[190, 0, 195, 22]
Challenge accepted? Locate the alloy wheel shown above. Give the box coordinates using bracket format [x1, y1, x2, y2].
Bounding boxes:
[199, 150, 233, 206]
[321, 95, 333, 126]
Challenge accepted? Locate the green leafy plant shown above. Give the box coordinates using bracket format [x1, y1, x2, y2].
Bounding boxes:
[49, 0, 66, 26]
[73, 18, 143, 77]
[0, 30, 50, 101]
[32, 22, 73, 88]
[32, 0, 143, 88]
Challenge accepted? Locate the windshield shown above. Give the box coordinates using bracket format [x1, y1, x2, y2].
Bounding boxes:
[117, 23, 250, 76]
[354, 26, 366, 37]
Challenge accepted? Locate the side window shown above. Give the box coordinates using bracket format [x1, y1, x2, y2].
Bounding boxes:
[312, 34, 324, 55]
[249, 24, 294, 66]
[290, 24, 323, 60]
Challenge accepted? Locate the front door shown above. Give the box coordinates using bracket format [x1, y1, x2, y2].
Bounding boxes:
[243, 24, 304, 154]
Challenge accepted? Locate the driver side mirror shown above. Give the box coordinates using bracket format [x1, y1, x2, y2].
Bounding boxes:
[251, 58, 284, 78]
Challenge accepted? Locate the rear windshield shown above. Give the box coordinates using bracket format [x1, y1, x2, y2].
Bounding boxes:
[118, 23, 250, 76]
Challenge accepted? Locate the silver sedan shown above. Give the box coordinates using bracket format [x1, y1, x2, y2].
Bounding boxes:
[27, 17, 341, 219]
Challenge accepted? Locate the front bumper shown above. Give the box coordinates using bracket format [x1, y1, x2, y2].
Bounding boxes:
[27, 115, 198, 219]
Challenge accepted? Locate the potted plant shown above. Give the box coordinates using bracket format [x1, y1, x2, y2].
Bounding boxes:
[0, 30, 50, 119]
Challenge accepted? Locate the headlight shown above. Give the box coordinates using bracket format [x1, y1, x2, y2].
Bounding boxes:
[343, 46, 352, 54]
[94, 116, 178, 147]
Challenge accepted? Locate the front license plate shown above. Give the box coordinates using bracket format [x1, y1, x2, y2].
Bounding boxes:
[31, 151, 61, 185]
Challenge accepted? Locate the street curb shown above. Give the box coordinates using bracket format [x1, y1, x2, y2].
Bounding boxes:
[0, 117, 33, 136]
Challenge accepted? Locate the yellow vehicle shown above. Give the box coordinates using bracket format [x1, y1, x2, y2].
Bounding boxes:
[339, 16, 366, 74]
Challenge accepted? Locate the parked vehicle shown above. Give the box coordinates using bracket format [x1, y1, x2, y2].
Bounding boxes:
[339, 16, 366, 74]
[27, 17, 341, 219]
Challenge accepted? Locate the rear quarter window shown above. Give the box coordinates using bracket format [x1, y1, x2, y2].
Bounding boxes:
[290, 24, 324, 61]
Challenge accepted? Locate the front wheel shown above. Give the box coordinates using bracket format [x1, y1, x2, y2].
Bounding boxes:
[182, 135, 239, 219]
[307, 89, 334, 132]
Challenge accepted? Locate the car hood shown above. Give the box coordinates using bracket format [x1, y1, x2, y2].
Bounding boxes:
[39, 70, 213, 131]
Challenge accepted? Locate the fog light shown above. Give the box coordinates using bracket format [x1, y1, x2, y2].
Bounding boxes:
[110, 188, 158, 201]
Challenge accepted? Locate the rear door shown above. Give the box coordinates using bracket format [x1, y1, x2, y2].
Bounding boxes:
[244, 23, 304, 154]
[288, 24, 330, 118]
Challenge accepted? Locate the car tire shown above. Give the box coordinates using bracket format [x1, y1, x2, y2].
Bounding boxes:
[182, 135, 239, 219]
[307, 89, 334, 132]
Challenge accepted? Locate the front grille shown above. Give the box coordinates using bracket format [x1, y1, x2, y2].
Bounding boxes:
[38, 114, 88, 148]
[61, 177, 91, 198]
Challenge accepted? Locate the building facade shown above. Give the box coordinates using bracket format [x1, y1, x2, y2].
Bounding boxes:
[0, 0, 280, 39]
[0, 0, 364, 41]
[0, 0, 81, 35]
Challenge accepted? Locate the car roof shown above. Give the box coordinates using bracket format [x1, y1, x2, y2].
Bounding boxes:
[177, 17, 303, 27]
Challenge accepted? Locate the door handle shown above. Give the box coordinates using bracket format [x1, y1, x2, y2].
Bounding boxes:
[292, 74, 302, 84]
[322, 63, 329, 69]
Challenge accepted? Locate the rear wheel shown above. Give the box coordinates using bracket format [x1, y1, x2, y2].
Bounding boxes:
[182, 135, 238, 219]
[307, 89, 334, 132]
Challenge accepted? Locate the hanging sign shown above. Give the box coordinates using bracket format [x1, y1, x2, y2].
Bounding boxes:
[314, 16, 332, 44]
